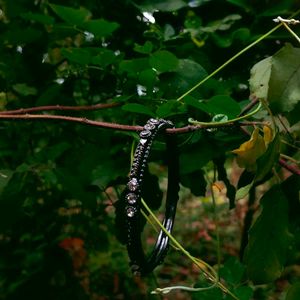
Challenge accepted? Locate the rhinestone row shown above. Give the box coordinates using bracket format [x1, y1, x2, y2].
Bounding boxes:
[125, 118, 173, 219]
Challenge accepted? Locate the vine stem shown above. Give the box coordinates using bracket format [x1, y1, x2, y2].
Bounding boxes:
[188, 102, 262, 126]
[176, 9, 300, 103]
[141, 199, 239, 299]
[211, 169, 221, 270]
[176, 28, 281, 102]
[280, 20, 300, 44]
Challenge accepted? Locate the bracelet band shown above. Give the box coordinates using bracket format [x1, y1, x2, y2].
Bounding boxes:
[123, 118, 179, 276]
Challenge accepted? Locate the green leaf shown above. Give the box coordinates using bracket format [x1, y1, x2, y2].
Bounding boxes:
[192, 287, 223, 300]
[286, 282, 300, 300]
[83, 19, 119, 38]
[149, 50, 179, 73]
[20, 12, 55, 25]
[0, 170, 13, 194]
[236, 182, 253, 200]
[37, 84, 62, 105]
[156, 100, 184, 118]
[268, 44, 300, 113]
[119, 58, 150, 74]
[249, 56, 272, 99]
[61, 48, 91, 65]
[50, 4, 91, 26]
[233, 286, 253, 300]
[12, 83, 37, 96]
[244, 185, 293, 283]
[91, 48, 117, 67]
[219, 256, 245, 285]
[137, 0, 187, 12]
[254, 132, 281, 182]
[161, 59, 207, 97]
[250, 44, 300, 113]
[134, 41, 153, 54]
[138, 69, 157, 89]
[122, 103, 155, 117]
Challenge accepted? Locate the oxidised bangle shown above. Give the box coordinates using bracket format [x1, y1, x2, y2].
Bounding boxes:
[123, 118, 179, 276]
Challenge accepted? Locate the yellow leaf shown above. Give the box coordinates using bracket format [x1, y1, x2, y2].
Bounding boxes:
[263, 125, 273, 147]
[232, 128, 266, 171]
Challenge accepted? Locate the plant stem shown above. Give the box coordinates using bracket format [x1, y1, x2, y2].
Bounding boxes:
[141, 199, 239, 299]
[176, 9, 300, 103]
[281, 21, 300, 44]
[188, 102, 262, 126]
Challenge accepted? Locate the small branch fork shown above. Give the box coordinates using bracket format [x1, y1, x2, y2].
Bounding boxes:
[0, 100, 299, 175]
[273, 16, 300, 44]
[273, 16, 300, 25]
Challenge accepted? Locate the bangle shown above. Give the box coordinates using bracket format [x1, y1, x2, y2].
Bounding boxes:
[123, 118, 179, 276]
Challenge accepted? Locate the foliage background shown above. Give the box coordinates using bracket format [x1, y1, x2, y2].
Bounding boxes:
[0, 0, 300, 299]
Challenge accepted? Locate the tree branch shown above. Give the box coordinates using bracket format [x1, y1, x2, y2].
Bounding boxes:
[279, 158, 300, 175]
[0, 113, 269, 134]
[0, 102, 121, 115]
[0, 112, 299, 175]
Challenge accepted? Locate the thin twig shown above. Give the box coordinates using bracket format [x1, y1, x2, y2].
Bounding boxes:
[279, 158, 300, 175]
[273, 16, 300, 25]
[0, 113, 300, 175]
[0, 113, 143, 131]
[0, 113, 272, 134]
[238, 97, 259, 117]
[0, 102, 121, 115]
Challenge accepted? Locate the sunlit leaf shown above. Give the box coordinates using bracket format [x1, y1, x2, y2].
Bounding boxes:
[235, 182, 253, 200]
[250, 44, 300, 113]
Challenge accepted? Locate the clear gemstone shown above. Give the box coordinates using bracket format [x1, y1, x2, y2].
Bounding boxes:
[144, 123, 156, 130]
[128, 178, 138, 191]
[126, 206, 136, 217]
[131, 264, 141, 276]
[140, 130, 151, 138]
[126, 193, 137, 204]
[140, 138, 147, 145]
[149, 118, 159, 124]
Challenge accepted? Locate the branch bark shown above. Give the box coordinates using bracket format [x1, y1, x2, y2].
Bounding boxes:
[0, 102, 121, 115]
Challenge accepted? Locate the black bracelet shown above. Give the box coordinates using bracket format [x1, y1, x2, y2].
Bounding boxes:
[123, 118, 179, 276]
